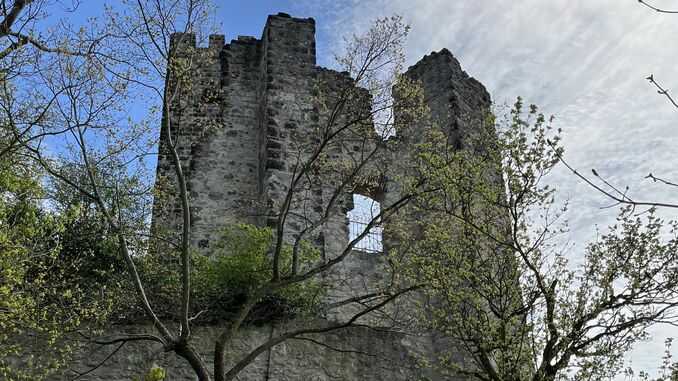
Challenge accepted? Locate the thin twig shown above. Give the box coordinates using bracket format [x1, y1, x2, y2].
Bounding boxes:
[646, 172, 678, 188]
[70, 342, 125, 380]
[638, 0, 678, 14]
[646, 74, 678, 108]
[290, 336, 377, 356]
[548, 140, 678, 209]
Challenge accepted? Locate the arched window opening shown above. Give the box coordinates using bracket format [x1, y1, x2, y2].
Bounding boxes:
[347, 194, 383, 253]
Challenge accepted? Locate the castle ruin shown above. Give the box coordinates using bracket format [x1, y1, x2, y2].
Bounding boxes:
[70, 12, 492, 380]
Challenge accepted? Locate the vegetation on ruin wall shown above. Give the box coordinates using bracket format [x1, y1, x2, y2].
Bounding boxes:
[133, 366, 167, 381]
[136, 224, 324, 324]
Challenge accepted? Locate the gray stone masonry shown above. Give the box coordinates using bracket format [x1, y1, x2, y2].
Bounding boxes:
[99, 12, 492, 380]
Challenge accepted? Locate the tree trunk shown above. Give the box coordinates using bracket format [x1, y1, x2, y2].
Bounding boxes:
[176, 343, 212, 381]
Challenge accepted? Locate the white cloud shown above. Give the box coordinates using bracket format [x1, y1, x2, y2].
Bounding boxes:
[294, 0, 678, 376]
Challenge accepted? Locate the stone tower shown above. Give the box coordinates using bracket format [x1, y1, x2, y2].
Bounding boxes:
[150, 12, 491, 380]
[154, 11, 489, 261]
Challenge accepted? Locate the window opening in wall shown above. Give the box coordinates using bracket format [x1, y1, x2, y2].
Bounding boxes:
[347, 194, 383, 253]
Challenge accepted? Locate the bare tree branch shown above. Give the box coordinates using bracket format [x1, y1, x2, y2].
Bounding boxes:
[0, 0, 31, 35]
[645, 172, 678, 188]
[646, 74, 678, 109]
[638, 0, 678, 14]
[70, 342, 126, 380]
[549, 140, 678, 209]
[220, 285, 421, 381]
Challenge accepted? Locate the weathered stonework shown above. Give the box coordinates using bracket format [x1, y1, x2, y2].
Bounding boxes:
[57, 13, 492, 380]
[61, 324, 438, 381]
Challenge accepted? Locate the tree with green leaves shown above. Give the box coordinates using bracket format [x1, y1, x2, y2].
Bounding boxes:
[394, 99, 678, 381]
[0, 140, 116, 380]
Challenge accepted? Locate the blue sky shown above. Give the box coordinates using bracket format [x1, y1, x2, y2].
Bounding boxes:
[54, 0, 678, 376]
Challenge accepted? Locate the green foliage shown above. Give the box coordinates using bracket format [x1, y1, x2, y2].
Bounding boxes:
[214, 224, 324, 320]
[394, 98, 678, 381]
[56, 205, 126, 287]
[137, 224, 324, 324]
[0, 155, 114, 380]
[389, 99, 549, 380]
[200, 224, 279, 294]
[133, 365, 166, 381]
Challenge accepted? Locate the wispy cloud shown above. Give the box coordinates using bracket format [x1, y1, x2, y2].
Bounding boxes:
[293, 0, 678, 374]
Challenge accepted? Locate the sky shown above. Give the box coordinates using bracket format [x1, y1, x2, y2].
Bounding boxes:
[54, 0, 678, 377]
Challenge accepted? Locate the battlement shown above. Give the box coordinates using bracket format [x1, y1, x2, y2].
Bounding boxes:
[267, 11, 315, 24]
[169, 32, 259, 51]
[208, 34, 225, 49]
[401, 48, 491, 146]
[168, 32, 196, 52]
[169, 13, 315, 55]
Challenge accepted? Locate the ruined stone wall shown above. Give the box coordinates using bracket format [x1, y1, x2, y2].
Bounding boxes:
[55, 323, 439, 381]
[154, 14, 320, 250]
[99, 12, 493, 381]
[401, 48, 491, 147]
[153, 13, 391, 314]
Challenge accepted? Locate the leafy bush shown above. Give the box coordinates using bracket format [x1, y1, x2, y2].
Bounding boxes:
[132, 365, 166, 381]
[55, 205, 127, 287]
[132, 224, 324, 324]
[0, 159, 114, 380]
